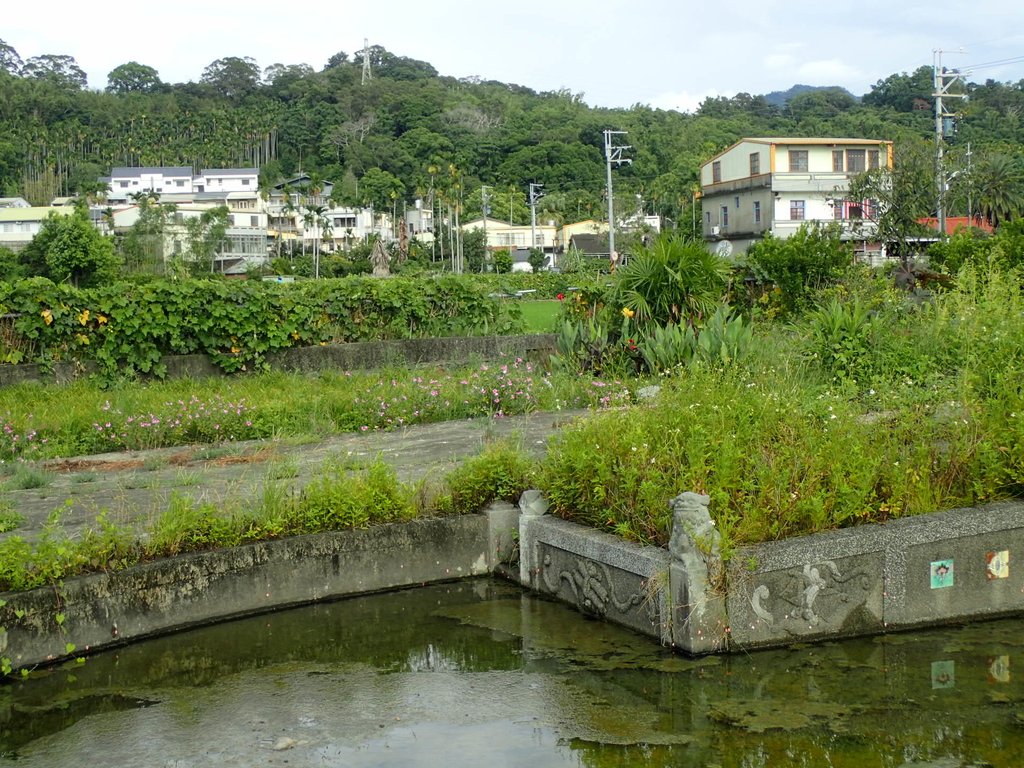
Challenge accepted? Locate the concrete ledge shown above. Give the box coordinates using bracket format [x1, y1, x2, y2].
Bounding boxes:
[0, 515, 494, 671]
[6, 496, 1024, 671]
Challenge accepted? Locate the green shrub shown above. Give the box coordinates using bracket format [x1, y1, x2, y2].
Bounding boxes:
[296, 460, 412, 531]
[434, 441, 537, 516]
[746, 223, 854, 315]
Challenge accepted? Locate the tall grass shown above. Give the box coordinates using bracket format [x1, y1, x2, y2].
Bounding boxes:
[541, 267, 1024, 552]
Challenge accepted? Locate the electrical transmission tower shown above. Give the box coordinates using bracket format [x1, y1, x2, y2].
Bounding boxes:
[360, 38, 372, 85]
[933, 49, 967, 237]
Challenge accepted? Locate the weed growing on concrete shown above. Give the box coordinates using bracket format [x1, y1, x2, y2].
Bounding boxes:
[2, 466, 54, 491]
[0, 507, 23, 533]
[433, 440, 538, 516]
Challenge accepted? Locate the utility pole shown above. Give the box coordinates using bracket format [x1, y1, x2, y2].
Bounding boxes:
[361, 38, 372, 85]
[529, 182, 544, 264]
[934, 49, 967, 238]
[603, 129, 632, 262]
[480, 185, 490, 272]
[965, 142, 973, 228]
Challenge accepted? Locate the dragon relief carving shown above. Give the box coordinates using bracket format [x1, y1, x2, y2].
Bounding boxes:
[540, 551, 649, 618]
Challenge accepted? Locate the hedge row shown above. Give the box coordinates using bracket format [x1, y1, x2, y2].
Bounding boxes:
[0, 276, 524, 377]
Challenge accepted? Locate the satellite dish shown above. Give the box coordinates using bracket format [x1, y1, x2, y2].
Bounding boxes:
[715, 240, 734, 258]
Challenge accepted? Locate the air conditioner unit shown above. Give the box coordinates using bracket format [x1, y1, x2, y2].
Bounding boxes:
[710, 226, 720, 236]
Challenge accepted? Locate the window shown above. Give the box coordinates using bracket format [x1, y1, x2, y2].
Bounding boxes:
[848, 203, 863, 219]
[175, 180, 185, 187]
[333, 216, 356, 228]
[788, 150, 808, 172]
[720, 206, 729, 227]
[242, 179, 251, 185]
[833, 201, 844, 220]
[790, 200, 805, 220]
[749, 152, 760, 175]
[119, 181, 129, 188]
[868, 150, 880, 170]
[754, 201, 761, 224]
[705, 212, 711, 224]
[712, 161, 722, 183]
[832, 150, 844, 172]
[846, 149, 866, 173]
[734, 196, 740, 209]
[250, 215, 259, 227]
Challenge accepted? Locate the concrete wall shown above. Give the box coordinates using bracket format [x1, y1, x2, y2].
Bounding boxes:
[6, 492, 1024, 672]
[727, 500, 1024, 651]
[0, 334, 557, 387]
[0, 510, 517, 672]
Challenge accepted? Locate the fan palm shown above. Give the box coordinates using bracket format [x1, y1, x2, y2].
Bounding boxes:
[976, 153, 1024, 227]
[612, 234, 730, 328]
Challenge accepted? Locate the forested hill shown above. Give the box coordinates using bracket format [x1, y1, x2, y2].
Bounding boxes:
[1, 41, 1022, 225]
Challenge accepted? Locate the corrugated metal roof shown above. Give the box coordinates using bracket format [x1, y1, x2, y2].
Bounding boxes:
[0, 207, 73, 222]
[200, 168, 258, 176]
[110, 167, 194, 178]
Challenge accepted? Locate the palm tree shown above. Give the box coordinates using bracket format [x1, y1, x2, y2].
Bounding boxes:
[612, 234, 730, 329]
[976, 153, 1024, 227]
[303, 203, 328, 278]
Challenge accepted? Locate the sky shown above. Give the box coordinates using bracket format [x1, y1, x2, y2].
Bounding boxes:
[6, 1, 1024, 112]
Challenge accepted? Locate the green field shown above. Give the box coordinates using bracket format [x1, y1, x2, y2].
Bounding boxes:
[516, 300, 562, 333]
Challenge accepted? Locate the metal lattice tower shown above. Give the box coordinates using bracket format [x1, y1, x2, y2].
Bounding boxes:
[361, 38, 372, 85]
[933, 49, 967, 237]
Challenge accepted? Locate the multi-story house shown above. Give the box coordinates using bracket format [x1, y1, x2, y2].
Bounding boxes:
[103, 167, 260, 203]
[104, 167, 195, 203]
[700, 138, 893, 262]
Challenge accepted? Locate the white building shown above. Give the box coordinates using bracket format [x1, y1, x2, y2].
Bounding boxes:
[699, 137, 893, 261]
[0, 207, 73, 251]
[104, 167, 194, 203]
[103, 167, 259, 204]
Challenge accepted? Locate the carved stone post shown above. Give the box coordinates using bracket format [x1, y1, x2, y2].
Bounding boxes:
[668, 492, 730, 654]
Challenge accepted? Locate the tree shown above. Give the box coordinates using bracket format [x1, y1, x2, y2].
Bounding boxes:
[20, 209, 119, 287]
[120, 198, 175, 274]
[847, 140, 935, 259]
[862, 66, 934, 112]
[359, 168, 405, 213]
[746, 223, 853, 315]
[528, 248, 546, 273]
[612, 233, 730, 328]
[201, 57, 261, 100]
[22, 54, 87, 89]
[181, 206, 230, 275]
[324, 51, 349, 70]
[0, 39, 23, 75]
[974, 153, 1024, 227]
[106, 62, 163, 94]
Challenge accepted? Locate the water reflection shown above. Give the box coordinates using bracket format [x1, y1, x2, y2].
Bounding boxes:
[2, 579, 1024, 766]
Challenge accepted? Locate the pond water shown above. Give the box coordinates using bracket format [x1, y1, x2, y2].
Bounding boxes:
[2, 578, 1023, 767]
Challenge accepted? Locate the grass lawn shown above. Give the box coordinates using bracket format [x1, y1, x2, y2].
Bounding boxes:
[517, 299, 563, 333]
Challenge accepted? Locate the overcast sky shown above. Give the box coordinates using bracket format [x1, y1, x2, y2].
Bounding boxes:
[6, 1, 1024, 112]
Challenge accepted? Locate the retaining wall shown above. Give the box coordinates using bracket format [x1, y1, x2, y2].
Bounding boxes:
[0, 334, 557, 386]
[0, 510, 517, 672]
[5, 495, 1024, 672]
